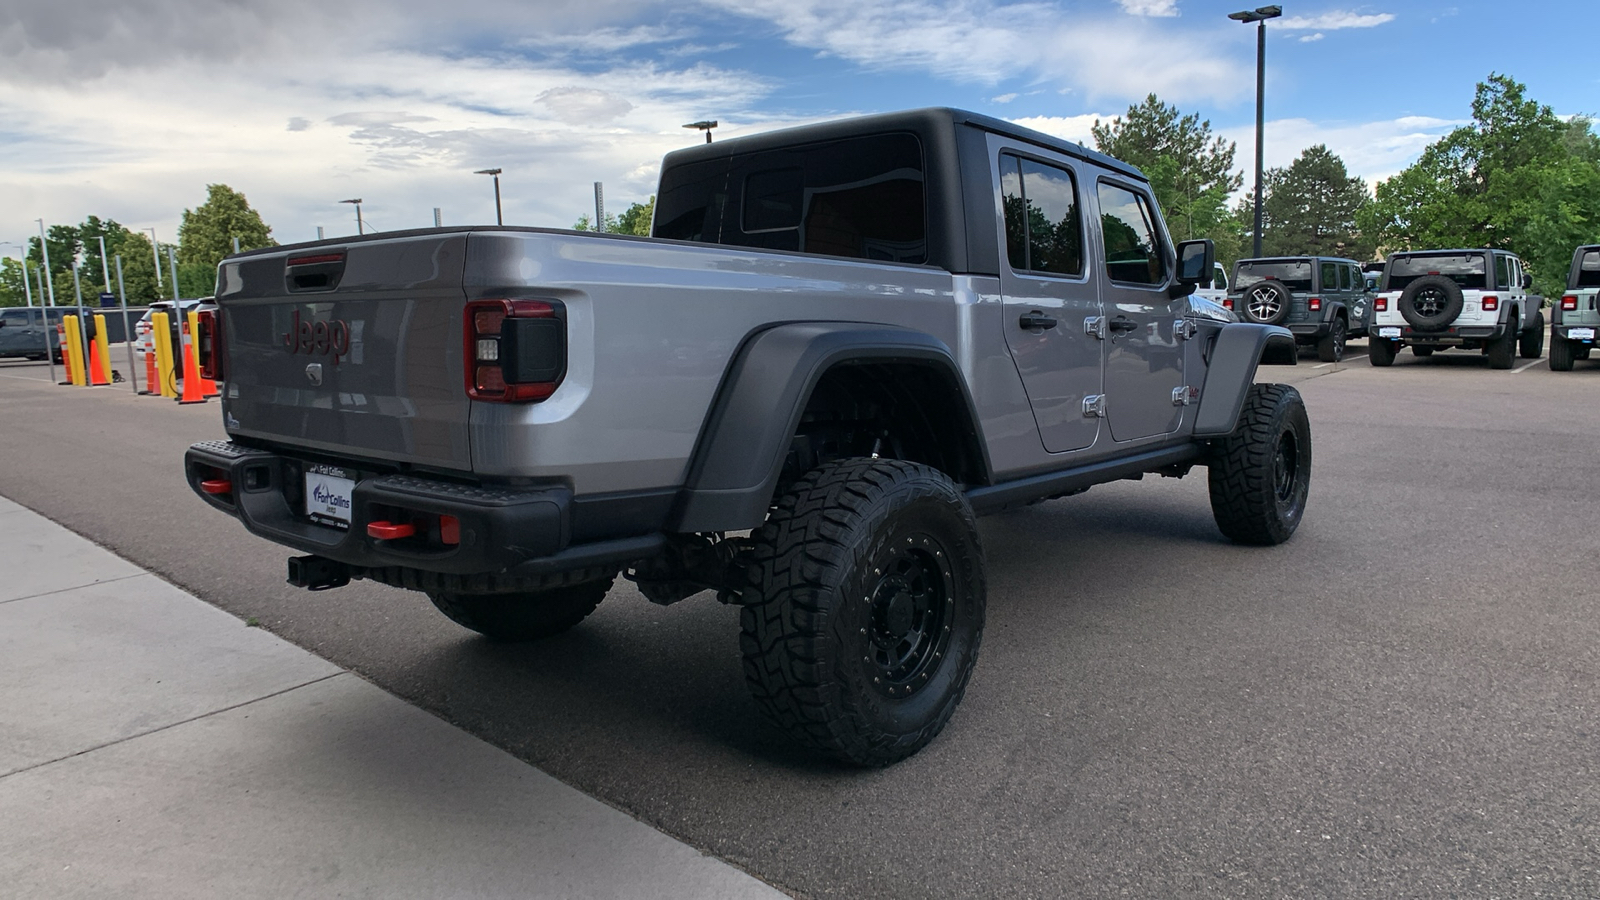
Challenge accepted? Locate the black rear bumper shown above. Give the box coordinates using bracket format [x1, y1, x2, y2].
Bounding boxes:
[184, 441, 660, 579]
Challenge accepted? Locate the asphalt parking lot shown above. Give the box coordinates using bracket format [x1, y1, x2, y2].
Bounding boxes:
[1, 339, 1596, 899]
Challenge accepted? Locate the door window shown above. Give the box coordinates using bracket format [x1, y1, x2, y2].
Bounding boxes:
[1320, 261, 1339, 292]
[1096, 183, 1164, 286]
[1000, 154, 1083, 277]
[1338, 264, 1351, 291]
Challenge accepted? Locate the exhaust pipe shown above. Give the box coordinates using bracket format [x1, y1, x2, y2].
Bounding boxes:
[287, 555, 351, 591]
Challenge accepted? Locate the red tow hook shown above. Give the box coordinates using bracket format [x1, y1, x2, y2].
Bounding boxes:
[199, 479, 234, 495]
[367, 521, 416, 540]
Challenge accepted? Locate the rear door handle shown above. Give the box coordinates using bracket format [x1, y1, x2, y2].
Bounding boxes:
[1019, 311, 1057, 331]
[1109, 317, 1138, 333]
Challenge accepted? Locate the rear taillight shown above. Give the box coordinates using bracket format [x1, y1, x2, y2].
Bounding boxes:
[1375, 297, 1388, 312]
[1222, 299, 1233, 310]
[463, 299, 565, 402]
[1480, 295, 1498, 311]
[1308, 297, 1322, 311]
[1563, 295, 1579, 311]
[196, 308, 223, 381]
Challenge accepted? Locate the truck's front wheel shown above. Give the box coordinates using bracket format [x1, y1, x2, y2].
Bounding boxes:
[429, 577, 613, 641]
[740, 459, 986, 767]
[1208, 384, 1311, 546]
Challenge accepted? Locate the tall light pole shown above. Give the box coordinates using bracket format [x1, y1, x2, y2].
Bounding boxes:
[683, 120, 718, 144]
[340, 199, 364, 236]
[474, 168, 503, 226]
[146, 227, 163, 289]
[1229, 5, 1282, 258]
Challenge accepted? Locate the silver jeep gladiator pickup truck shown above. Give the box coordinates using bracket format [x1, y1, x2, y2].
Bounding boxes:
[186, 108, 1306, 765]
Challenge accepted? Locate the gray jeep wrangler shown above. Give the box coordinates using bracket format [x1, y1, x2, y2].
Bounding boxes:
[1549, 244, 1600, 371]
[185, 109, 1308, 766]
[1227, 256, 1371, 362]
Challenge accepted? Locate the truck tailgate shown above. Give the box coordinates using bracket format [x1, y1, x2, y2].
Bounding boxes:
[215, 235, 472, 471]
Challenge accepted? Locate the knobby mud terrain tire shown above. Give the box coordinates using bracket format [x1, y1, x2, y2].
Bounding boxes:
[740, 458, 986, 767]
[1549, 335, 1576, 371]
[1208, 384, 1311, 546]
[1520, 311, 1545, 359]
[1240, 281, 1293, 326]
[429, 576, 613, 641]
[1369, 338, 1398, 367]
[1399, 275, 1465, 331]
[1316, 317, 1347, 363]
[1487, 314, 1518, 369]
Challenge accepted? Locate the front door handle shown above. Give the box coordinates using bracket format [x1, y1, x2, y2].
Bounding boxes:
[1108, 317, 1138, 334]
[1019, 311, 1057, 332]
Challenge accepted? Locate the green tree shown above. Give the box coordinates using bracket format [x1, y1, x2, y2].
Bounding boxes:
[1360, 73, 1600, 296]
[177, 184, 276, 274]
[0, 258, 33, 307]
[1259, 145, 1373, 260]
[574, 197, 654, 236]
[1092, 95, 1243, 260]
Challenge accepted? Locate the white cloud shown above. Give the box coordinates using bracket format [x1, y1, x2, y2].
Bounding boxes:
[1118, 0, 1179, 16]
[1007, 114, 1114, 147]
[1299, 33, 1325, 43]
[1217, 115, 1464, 184]
[1278, 11, 1396, 30]
[992, 93, 1019, 104]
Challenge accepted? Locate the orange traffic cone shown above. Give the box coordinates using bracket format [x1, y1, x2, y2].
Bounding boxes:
[140, 351, 160, 395]
[177, 320, 207, 405]
[87, 336, 110, 386]
[56, 324, 72, 385]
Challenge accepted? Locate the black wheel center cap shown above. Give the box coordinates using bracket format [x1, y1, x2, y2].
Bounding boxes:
[883, 584, 914, 637]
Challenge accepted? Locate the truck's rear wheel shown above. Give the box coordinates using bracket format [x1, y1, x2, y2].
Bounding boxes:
[1549, 335, 1576, 371]
[1519, 311, 1545, 359]
[1315, 317, 1347, 363]
[1207, 384, 1311, 546]
[1369, 338, 1398, 367]
[429, 577, 613, 641]
[1487, 315, 1518, 369]
[740, 458, 985, 767]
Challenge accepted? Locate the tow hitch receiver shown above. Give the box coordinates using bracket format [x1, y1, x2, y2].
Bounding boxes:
[287, 555, 351, 591]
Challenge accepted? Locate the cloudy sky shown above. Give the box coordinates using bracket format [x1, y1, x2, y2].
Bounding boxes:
[1, 0, 1592, 252]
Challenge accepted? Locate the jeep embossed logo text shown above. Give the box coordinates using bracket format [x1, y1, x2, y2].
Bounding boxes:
[283, 309, 351, 364]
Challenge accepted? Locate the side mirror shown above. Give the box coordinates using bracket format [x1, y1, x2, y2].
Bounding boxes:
[1176, 239, 1215, 286]
[1522, 272, 1533, 289]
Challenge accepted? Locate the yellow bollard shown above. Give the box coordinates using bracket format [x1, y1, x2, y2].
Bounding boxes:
[151, 311, 179, 399]
[92, 314, 113, 385]
[62, 315, 86, 386]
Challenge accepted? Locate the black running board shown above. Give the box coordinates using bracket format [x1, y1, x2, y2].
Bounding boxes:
[965, 444, 1204, 516]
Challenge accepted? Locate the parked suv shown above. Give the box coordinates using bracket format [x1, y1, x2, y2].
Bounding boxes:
[1226, 256, 1370, 362]
[1549, 244, 1600, 370]
[1368, 249, 1544, 368]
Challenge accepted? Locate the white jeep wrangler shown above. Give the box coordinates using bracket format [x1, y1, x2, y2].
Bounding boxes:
[1368, 249, 1545, 369]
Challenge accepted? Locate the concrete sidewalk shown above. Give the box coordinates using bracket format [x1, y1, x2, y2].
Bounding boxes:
[0, 495, 786, 899]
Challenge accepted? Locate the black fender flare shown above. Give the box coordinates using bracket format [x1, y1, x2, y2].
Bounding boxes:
[669, 322, 988, 533]
[1193, 323, 1297, 437]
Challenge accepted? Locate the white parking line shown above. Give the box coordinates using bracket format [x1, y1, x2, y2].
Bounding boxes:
[1312, 363, 1333, 369]
[1511, 360, 1542, 374]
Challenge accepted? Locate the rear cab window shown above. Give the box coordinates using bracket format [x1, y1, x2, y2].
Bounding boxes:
[653, 132, 928, 264]
[1387, 253, 1488, 291]
[1236, 260, 1313, 292]
[1577, 250, 1600, 289]
[1495, 254, 1512, 291]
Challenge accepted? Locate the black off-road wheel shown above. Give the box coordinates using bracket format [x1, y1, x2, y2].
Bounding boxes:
[1399, 275, 1464, 331]
[1240, 281, 1293, 326]
[1519, 311, 1545, 359]
[740, 458, 985, 767]
[428, 576, 613, 641]
[1549, 335, 1576, 371]
[1487, 314, 1518, 369]
[1369, 338, 1398, 367]
[1207, 384, 1311, 546]
[1316, 317, 1347, 362]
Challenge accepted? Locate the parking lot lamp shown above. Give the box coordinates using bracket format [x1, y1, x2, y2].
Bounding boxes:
[1229, 5, 1282, 258]
[683, 120, 718, 144]
[474, 169, 504, 226]
[340, 199, 364, 236]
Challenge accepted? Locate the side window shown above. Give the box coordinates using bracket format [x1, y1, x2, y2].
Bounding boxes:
[1350, 264, 1362, 291]
[1320, 261, 1339, 292]
[1495, 254, 1511, 290]
[1338, 264, 1351, 291]
[1000, 154, 1084, 277]
[1096, 182, 1165, 286]
[1212, 265, 1228, 290]
[1579, 251, 1600, 288]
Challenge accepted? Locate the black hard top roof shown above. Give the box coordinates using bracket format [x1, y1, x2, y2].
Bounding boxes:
[1238, 256, 1362, 264]
[659, 107, 1145, 181]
